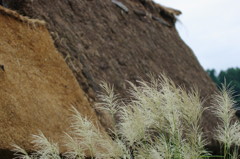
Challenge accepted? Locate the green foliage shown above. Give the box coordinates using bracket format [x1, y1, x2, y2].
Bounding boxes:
[207, 68, 240, 105]
[206, 69, 219, 85]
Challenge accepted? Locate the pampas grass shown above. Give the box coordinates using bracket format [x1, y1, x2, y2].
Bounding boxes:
[12, 144, 32, 159]
[12, 131, 61, 159]
[212, 85, 240, 159]
[12, 75, 240, 159]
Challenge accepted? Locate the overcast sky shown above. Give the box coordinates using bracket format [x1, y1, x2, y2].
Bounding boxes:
[154, 0, 240, 73]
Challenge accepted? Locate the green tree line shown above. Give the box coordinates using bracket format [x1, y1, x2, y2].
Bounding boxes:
[206, 67, 240, 106]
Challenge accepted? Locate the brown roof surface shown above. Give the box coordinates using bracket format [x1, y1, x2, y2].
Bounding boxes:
[1, 0, 219, 152]
[0, 6, 102, 158]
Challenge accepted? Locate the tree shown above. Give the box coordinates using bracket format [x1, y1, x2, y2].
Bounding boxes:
[206, 69, 219, 85]
[207, 68, 240, 107]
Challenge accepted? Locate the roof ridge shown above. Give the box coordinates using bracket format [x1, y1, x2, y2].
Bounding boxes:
[0, 5, 46, 27]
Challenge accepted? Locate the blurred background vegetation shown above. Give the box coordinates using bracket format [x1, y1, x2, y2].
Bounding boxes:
[206, 67, 240, 107]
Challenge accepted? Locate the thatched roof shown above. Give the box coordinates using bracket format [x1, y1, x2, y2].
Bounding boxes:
[0, 6, 103, 158]
[1, 0, 219, 154]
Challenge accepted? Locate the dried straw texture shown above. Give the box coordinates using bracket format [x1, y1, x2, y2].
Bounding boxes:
[0, 5, 45, 28]
[154, 2, 182, 16]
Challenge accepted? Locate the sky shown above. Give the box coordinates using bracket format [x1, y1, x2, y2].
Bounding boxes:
[154, 0, 240, 73]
